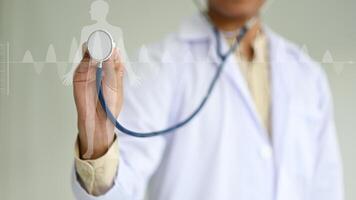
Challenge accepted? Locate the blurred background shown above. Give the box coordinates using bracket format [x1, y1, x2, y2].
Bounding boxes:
[0, 0, 355, 199]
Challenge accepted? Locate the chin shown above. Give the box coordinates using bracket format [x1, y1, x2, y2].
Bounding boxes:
[210, 0, 264, 20]
[224, 8, 256, 20]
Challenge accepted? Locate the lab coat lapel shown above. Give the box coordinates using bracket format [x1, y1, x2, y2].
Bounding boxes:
[208, 33, 268, 136]
[265, 27, 292, 169]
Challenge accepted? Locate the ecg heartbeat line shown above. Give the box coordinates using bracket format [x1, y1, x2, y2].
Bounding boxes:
[0, 38, 152, 87]
[0, 39, 355, 97]
[0, 42, 10, 96]
[20, 37, 80, 75]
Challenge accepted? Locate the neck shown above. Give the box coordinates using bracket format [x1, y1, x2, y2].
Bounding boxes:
[207, 9, 247, 31]
[95, 18, 107, 23]
[207, 9, 262, 61]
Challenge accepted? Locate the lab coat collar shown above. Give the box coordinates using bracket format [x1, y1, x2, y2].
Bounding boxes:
[178, 13, 212, 42]
[177, 13, 220, 65]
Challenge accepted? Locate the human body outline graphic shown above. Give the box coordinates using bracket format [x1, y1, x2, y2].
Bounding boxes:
[63, 0, 139, 86]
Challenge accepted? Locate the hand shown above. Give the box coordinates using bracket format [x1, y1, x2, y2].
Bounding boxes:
[73, 43, 124, 159]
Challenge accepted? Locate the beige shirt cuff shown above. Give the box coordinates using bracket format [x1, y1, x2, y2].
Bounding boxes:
[74, 136, 119, 196]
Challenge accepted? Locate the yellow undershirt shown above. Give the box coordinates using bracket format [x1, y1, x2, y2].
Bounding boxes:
[224, 29, 271, 133]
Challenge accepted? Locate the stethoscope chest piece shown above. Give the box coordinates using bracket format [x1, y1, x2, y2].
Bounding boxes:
[87, 29, 115, 64]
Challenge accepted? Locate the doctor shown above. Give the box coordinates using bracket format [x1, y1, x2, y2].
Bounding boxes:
[72, 0, 344, 199]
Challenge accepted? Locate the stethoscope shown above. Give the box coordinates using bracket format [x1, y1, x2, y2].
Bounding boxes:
[87, 14, 255, 138]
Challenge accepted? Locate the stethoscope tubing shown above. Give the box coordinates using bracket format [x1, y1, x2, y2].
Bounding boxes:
[95, 26, 247, 137]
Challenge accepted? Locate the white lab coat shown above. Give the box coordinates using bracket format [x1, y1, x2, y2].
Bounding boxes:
[72, 14, 344, 200]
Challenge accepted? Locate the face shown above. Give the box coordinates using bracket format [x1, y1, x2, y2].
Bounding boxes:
[208, 0, 265, 20]
[90, 0, 109, 21]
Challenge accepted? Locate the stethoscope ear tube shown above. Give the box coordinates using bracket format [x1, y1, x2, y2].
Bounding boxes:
[96, 26, 248, 137]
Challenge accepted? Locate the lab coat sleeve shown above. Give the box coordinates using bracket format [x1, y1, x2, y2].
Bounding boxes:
[74, 136, 120, 196]
[309, 69, 344, 200]
[72, 40, 179, 200]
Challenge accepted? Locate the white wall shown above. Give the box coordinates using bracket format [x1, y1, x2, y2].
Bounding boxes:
[0, 0, 355, 199]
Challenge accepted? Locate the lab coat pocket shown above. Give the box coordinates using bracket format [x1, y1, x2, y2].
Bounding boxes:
[290, 102, 322, 140]
[287, 103, 322, 186]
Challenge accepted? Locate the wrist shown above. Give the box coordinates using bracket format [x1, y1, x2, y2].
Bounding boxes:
[78, 133, 115, 159]
[77, 120, 115, 159]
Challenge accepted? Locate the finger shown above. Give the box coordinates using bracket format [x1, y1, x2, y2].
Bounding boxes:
[102, 48, 124, 91]
[80, 42, 98, 68]
[73, 63, 97, 83]
[99, 49, 124, 116]
[73, 43, 98, 83]
[112, 48, 125, 78]
[74, 41, 107, 82]
[82, 42, 90, 59]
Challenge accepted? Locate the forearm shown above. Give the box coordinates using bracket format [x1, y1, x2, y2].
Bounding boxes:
[77, 116, 115, 159]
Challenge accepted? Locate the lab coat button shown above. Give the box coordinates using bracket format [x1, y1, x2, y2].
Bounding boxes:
[260, 146, 273, 160]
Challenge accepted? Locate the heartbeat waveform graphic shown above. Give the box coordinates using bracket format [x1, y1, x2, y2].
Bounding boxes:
[1, 38, 151, 87]
[298, 45, 353, 75]
[322, 50, 334, 63]
[0, 42, 10, 96]
[0, 39, 355, 97]
[321, 49, 346, 75]
[300, 44, 309, 55]
[21, 37, 79, 76]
